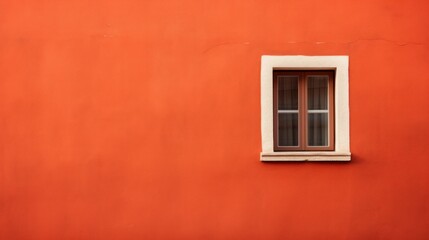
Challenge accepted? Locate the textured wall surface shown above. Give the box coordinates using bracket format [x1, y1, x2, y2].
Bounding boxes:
[1, 0, 429, 239]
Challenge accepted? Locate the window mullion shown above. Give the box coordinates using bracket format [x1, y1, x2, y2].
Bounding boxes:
[300, 73, 307, 150]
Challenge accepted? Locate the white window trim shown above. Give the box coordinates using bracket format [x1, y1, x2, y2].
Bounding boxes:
[261, 55, 351, 161]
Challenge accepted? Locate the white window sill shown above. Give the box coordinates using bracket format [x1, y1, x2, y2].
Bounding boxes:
[260, 152, 351, 161]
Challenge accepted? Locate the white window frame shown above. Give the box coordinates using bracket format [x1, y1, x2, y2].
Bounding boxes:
[261, 55, 351, 161]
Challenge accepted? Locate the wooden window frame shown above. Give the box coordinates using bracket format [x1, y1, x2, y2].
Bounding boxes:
[273, 70, 335, 151]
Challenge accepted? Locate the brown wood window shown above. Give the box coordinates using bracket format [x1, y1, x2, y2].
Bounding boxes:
[273, 70, 335, 151]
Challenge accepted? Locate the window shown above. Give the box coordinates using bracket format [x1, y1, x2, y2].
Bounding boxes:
[273, 70, 334, 151]
[260, 56, 351, 161]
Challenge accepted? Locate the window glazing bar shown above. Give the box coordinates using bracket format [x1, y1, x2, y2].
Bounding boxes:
[308, 110, 329, 113]
[278, 110, 299, 113]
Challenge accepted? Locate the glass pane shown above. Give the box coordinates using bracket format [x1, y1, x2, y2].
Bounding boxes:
[308, 113, 328, 146]
[308, 76, 328, 110]
[278, 113, 298, 146]
[278, 76, 298, 110]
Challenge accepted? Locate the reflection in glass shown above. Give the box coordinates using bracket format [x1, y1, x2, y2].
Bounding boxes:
[278, 113, 298, 146]
[308, 76, 328, 110]
[278, 76, 298, 110]
[308, 113, 328, 146]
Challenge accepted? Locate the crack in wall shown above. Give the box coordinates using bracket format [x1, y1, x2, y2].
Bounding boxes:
[202, 38, 424, 54]
[343, 38, 424, 46]
[286, 38, 424, 47]
[202, 41, 251, 54]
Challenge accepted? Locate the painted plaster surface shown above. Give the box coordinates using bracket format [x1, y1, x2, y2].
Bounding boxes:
[1, 0, 429, 239]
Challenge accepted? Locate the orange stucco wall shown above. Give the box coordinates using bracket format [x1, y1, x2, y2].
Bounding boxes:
[1, 0, 429, 239]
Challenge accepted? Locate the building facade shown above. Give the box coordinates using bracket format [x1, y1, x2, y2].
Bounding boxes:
[1, 0, 429, 239]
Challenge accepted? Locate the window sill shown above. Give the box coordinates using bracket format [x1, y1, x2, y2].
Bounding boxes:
[260, 151, 351, 161]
